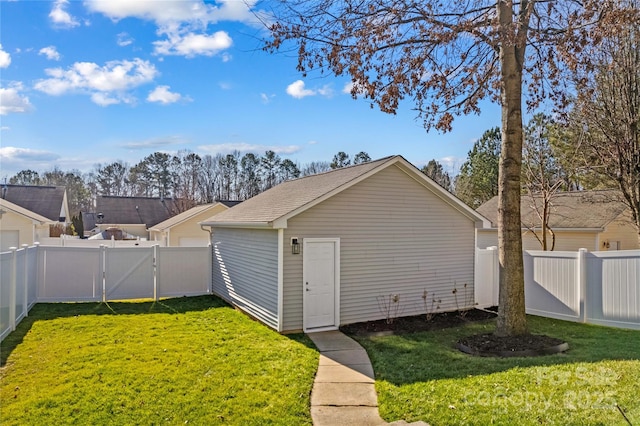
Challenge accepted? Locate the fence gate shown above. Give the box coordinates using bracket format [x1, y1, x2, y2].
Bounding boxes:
[104, 247, 155, 300]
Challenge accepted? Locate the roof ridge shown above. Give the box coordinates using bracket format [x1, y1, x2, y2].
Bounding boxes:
[284, 155, 399, 183]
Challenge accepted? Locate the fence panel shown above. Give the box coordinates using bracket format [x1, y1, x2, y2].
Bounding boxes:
[475, 246, 498, 307]
[0, 251, 13, 340]
[475, 247, 640, 330]
[104, 247, 154, 300]
[586, 250, 640, 329]
[157, 247, 210, 298]
[39, 237, 162, 248]
[26, 246, 38, 309]
[37, 246, 102, 302]
[14, 249, 27, 324]
[524, 251, 581, 321]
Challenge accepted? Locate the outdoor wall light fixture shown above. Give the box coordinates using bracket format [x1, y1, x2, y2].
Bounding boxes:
[291, 237, 300, 254]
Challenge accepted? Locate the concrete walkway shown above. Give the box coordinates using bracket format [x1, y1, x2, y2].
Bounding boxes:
[307, 331, 429, 426]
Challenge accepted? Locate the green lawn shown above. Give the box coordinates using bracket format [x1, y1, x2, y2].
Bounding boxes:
[0, 296, 318, 425]
[353, 315, 640, 426]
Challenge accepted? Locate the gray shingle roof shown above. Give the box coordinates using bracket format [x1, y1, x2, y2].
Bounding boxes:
[204, 155, 489, 228]
[150, 201, 241, 231]
[95, 196, 182, 228]
[1, 184, 66, 221]
[204, 156, 396, 225]
[477, 190, 629, 229]
[0, 198, 52, 224]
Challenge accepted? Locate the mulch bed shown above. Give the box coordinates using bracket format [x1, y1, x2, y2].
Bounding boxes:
[340, 308, 497, 336]
[340, 307, 569, 357]
[457, 333, 568, 357]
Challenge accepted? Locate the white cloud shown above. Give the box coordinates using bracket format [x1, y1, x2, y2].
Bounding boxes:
[147, 85, 191, 105]
[39, 46, 61, 61]
[0, 147, 71, 177]
[85, 0, 259, 26]
[49, 0, 80, 28]
[117, 32, 134, 47]
[286, 80, 334, 99]
[153, 31, 232, 57]
[34, 58, 158, 106]
[121, 136, 189, 150]
[198, 143, 300, 155]
[1, 126, 10, 131]
[84, 0, 265, 58]
[286, 80, 315, 99]
[0, 44, 11, 68]
[91, 92, 130, 107]
[260, 93, 275, 104]
[429, 156, 464, 175]
[0, 83, 33, 115]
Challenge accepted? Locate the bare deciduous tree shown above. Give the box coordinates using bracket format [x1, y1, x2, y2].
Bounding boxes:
[264, 0, 636, 336]
[568, 3, 640, 244]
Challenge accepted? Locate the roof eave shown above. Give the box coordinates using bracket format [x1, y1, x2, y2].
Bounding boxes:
[200, 221, 273, 229]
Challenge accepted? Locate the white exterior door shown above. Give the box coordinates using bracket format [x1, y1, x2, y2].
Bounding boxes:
[303, 238, 339, 331]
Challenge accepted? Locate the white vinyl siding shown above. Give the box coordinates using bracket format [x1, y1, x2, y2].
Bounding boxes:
[600, 217, 640, 251]
[212, 228, 279, 329]
[282, 164, 476, 331]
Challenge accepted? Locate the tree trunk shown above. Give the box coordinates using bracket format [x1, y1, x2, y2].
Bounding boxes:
[496, 1, 529, 337]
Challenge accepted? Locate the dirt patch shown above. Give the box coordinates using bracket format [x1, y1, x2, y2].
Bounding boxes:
[340, 308, 497, 336]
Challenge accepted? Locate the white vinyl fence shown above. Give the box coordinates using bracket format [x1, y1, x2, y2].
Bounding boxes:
[475, 247, 640, 330]
[1, 244, 212, 341]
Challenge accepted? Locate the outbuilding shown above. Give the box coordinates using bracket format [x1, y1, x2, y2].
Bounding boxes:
[201, 155, 489, 333]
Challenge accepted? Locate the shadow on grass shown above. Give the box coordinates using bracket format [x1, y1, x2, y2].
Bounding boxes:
[1, 295, 230, 366]
[350, 316, 640, 386]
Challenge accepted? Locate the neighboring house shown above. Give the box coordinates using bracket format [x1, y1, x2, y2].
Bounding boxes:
[90, 196, 184, 239]
[476, 190, 639, 251]
[149, 201, 241, 247]
[0, 198, 53, 251]
[201, 155, 490, 333]
[1, 184, 69, 223]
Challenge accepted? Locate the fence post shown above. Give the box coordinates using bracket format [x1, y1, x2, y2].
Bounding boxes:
[100, 245, 106, 302]
[153, 245, 158, 301]
[491, 246, 499, 306]
[22, 245, 28, 318]
[578, 248, 588, 323]
[9, 247, 17, 332]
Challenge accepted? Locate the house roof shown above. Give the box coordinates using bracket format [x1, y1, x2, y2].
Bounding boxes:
[0, 198, 53, 224]
[149, 201, 237, 231]
[95, 196, 182, 228]
[477, 190, 629, 230]
[216, 200, 243, 208]
[1, 184, 66, 221]
[202, 155, 490, 229]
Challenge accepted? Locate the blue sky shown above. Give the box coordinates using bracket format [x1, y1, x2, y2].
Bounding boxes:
[0, 0, 501, 180]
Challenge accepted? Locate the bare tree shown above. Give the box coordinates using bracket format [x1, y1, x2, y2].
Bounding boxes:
[522, 114, 569, 250]
[264, 0, 635, 336]
[569, 4, 640, 244]
[301, 161, 331, 176]
[200, 154, 223, 203]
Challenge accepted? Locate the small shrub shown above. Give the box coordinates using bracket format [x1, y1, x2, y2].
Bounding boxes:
[421, 289, 441, 321]
[453, 282, 476, 318]
[376, 294, 402, 324]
